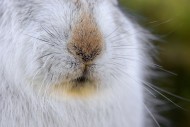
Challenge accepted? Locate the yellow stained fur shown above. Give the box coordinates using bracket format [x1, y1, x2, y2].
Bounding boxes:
[50, 82, 98, 99]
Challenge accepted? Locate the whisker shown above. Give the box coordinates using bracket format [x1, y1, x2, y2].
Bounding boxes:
[37, 51, 63, 60]
[40, 24, 56, 39]
[111, 57, 137, 61]
[105, 64, 156, 97]
[111, 44, 134, 47]
[38, 53, 54, 60]
[154, 64, 177, 76]
[144, 104, 161, 127]
[105, 26, 121, 39]
[25, 34, 55, 47]
[152, 19, 173, 28]
[148, 83, 190, 102]
[112, 64, 186, 110]
[40, 25, 61, 46]
[50, 23, 63, 43]
[111, 56, 177, 76]
[142, 80, 185, 110]
[108, 33, 130, 43]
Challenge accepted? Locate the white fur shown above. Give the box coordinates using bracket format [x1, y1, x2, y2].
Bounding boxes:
[0, 0, 155, 127]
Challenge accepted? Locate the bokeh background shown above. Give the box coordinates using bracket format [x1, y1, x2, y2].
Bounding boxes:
[119, 0, 190, 127]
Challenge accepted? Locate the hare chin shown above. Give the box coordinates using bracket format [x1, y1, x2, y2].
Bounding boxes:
[48, 81, 99, 99]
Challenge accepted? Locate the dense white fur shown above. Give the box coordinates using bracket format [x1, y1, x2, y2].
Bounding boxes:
[0, 0, 155, 127]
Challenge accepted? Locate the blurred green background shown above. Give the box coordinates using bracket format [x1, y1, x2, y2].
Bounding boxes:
[120, 0, 190, 127]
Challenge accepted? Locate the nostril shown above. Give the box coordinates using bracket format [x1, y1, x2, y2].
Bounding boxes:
[79, 53, 91, 62]
[79, 50, 101, 62]
[81, 50, 101, 62]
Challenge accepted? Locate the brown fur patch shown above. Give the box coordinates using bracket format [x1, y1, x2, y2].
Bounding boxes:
[68, 11, 103, 63]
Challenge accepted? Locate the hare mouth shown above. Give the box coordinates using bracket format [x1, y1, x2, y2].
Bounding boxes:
[70, 75, 95, 89]
[48, 74, 98, 98]
[74, 76, 88, 83]
[71, 66, 93, 85]
[72, 75, 90, 84]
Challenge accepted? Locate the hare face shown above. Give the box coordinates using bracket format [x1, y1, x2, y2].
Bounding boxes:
[13, 0, 141, 97]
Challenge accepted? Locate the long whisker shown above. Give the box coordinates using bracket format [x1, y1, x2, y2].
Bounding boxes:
[144, 104, 161, 127]
[25, 34, 56, 47]
[111, 63, 185, 110]
[142, 80, 185, 110]
[154, 64, 177, 76]
[105, 26, 121, 39]
[111, 56, 177, 76]
[148, 83, 190, 102]
[105, 63, 156, 97]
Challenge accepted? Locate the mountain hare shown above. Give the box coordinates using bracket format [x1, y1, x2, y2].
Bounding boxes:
[0, 0, 157, 127]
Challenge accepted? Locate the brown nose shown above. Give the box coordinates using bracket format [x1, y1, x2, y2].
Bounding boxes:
[67, 13, 103, 63]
